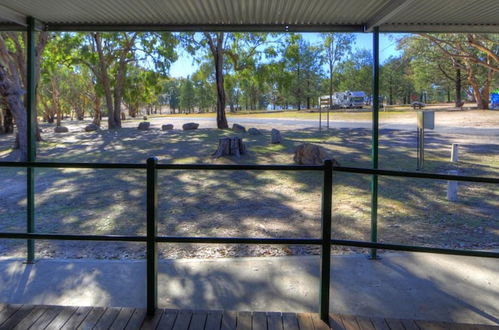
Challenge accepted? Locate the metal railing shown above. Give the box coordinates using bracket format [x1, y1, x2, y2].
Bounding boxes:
[0, 158, 498, 322]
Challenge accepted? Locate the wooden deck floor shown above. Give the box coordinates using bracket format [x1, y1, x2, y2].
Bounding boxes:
[0, 304, 496, 330]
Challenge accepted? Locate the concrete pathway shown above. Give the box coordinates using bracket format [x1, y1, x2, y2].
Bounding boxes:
[0, 252, 497, 325]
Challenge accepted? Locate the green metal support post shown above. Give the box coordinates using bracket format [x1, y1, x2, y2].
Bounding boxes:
[320, 159, 333, 322]
[370, 27, 380, 260]
[146, 157, 158, 316]
[26, 16, 37, 263]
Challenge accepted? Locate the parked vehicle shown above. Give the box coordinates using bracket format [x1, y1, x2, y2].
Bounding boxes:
[319, 91, 366, 109]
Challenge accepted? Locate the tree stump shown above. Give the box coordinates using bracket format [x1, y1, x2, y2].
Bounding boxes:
[212, 137, 247, 158]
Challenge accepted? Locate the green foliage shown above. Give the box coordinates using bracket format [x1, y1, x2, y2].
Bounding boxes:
[179, 78, 195, 113]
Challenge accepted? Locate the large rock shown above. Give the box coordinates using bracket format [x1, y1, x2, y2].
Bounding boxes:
[54, 126, 69, 133]
[138, 122, 150, 130]
[294, 143, 340, 166]
[84, 124, 99, 132]
[183, 122, 199, 130]
[162, 124, 174, 131]
[248, 127, 261, 135]
[270, 128, 282, 144]
[232, 123, 246, 133]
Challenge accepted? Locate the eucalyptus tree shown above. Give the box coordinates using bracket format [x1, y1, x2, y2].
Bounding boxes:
[77, 32, 178, 128]
[0, 31, 48, 160]
[409, 33, 498, 109]
[321, 33, 355, 108]
[181, 32, 270, 128]
[283, 34, 323, 109]
[162, 79, 180, 113]
[336, 49, 373, 96]
[179, 77, 195, 113]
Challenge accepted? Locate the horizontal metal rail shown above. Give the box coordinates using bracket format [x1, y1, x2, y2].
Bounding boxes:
[1, 158, 498, 319]
[1, 161, 498, 184]
[333, 166, 499, 184]
[1, 232, 497, 259]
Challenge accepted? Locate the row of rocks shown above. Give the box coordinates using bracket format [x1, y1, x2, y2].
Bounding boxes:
[139, 122, 199, 131]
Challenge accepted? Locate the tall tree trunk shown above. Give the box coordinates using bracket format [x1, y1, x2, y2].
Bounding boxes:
[0, 65, 28, 159]
[455, 68, 462, 107]
[329, 59, 333, 110]
[205, 32, 229, 129]
[2, 107, 13, 133]
[93, 33, 116, 128]
[92, 95, 101, 126]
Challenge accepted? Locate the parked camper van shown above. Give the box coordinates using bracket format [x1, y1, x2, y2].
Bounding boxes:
[319, 91, 366, 109]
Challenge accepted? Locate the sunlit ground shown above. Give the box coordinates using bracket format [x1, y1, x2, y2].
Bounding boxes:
[0, 116, 497, 260]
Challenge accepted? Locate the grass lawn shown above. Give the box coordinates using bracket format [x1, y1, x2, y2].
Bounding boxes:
[0, 123, 497, 259]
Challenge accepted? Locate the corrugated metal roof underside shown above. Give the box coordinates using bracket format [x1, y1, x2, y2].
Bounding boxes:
[0, 0, 498, 32]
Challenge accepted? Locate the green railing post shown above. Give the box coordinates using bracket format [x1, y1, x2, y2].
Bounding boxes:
[370, 26, 380, 260]
[26, 16, 37, 263]
[320, 159, 333, 323]
[146, 157, 158, 316]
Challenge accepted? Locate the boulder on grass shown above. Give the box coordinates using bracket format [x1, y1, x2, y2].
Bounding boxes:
[183, 122, 199, 130]
[138, 122, 150, 130]
[162, 124, 174, 131]
[270, 128, 282, 144]
[248, 127, 261, 135]
[294, 143, 340, 166]
[54, 126, 69, 133]
[232, 123, 246, 133]
[84, 124, 99, 132]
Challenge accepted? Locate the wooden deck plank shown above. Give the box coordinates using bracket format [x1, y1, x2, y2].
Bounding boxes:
[354, 316, 375, 330]
[220, 311, 237, 330]
[368, 317, 389, 330]
[1, 304, 498, 330]
[30, 305, 64, 329]
[414, 320, 451, 330]
[125, 308, 147, 330]
[252, 312, 267, 330]
[157, 309, 178, 330]
[61, 306, 92, 330]
[173, 310, 193, 330]
[400, 318, 420, 330]
[282, 312, 300, 330]
[310, 313, 330, 330]
[93, 307, 121, 330]
[0, 304, 22, 326]
[45, 306, 78, 330]
[235, 311, 251, 330]
[77, 306, 106, 330]
[297, 313, 315, 330]
[0, 304, 35, 329]
[204, 311, 222, 330]
[384, 318, 405, 330]
[188, 311, 208, 330]
[140, 309, 164, 330]
[340, 315, 360, 330]
[13, 306, 48, 330]
[109, 307, 135, 329]
[267, 312, 283, 330]
[329, 313, 346, 330]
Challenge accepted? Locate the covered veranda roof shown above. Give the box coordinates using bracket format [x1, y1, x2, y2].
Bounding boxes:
[0, 0, 498, 32]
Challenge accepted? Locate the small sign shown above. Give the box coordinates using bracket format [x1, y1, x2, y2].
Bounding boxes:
[417, 111, 435, 130]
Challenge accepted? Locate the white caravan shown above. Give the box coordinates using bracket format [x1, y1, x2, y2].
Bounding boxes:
[319, 91, 366, 109]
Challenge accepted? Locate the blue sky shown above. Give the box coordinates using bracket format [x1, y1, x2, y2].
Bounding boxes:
[169, 33, 408, 78]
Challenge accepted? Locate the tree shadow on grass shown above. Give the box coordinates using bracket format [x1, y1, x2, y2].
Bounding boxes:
[0, 126, 497, 259]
